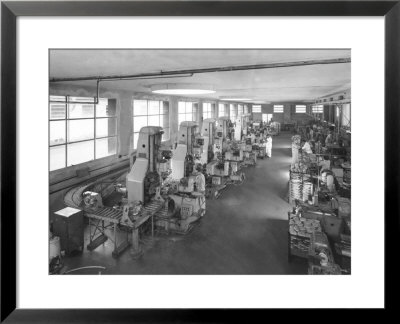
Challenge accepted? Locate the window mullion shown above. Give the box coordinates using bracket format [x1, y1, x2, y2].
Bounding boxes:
[94, 102, 96, 158]
[65, 102, 68, 167]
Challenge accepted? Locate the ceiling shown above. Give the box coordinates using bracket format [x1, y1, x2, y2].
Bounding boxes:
[49, 49, 351, 103]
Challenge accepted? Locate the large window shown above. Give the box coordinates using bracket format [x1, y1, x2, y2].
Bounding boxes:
[273, 105, 284, 113]
[178, 101, 197, 127]
[218, 103, 226, 117]
[295, 105, 307, 113]
[312, 105, 324, 113]
[252, 105, 262, 113]
[203, 102, 212, 119]
[229, 104, 237, 120]
[132, 99, 169, 149]
[49, 96, 117, 171]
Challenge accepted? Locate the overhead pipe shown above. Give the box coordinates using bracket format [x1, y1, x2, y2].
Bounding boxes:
[59, 79, 101, 105]
[100, 73, 194, 82]
[53, 75, 195, 104]
[49, 57, 351, 83]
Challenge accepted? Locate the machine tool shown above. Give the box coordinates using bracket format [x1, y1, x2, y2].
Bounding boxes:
[242, 142, 257, 166]
[157, 147, 173, 180]
[125, 126, 164, 205]
[233, 116, 244, 141]
[151, 122, 207, 234]
[214, 117, 230, 156]
[171, 121, 200, 180]
[241, 114, 251, 136]
[82, 126, 167, 258]
[156, 170, 206, 234]
[199, 118, 216, 164]
[82, 191, 104, 210]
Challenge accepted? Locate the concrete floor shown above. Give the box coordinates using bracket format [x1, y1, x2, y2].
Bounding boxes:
[61, 132, 307, 274]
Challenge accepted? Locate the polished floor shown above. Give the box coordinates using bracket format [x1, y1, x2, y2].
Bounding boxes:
[61, 132, 307, 274]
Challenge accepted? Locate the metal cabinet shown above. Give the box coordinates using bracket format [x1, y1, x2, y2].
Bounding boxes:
[53, 207, 84, 255]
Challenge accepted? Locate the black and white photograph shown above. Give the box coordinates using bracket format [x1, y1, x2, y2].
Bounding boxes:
[48, 49, 352, 275]
[2, 0, 396, 318]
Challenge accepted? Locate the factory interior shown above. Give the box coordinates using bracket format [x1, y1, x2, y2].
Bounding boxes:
[49, 49, 351, 275]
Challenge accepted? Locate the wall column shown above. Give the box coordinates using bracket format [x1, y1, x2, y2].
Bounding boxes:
[284, 104, 291, 123]
[169, 97, 179, 146]
[118, 93, 133, 156]
[198, 100, 204, 130]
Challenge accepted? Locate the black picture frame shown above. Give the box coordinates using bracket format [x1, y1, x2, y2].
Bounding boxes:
[1, 1, 398, 322]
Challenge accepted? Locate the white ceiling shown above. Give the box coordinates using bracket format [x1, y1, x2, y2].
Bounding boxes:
[50, 49, 351, 103]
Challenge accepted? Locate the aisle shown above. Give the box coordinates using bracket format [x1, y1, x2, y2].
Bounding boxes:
[62, 132, 307, 274]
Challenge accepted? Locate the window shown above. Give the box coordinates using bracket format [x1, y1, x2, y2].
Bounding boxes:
[273, 105, 284, 113]
[218, 103, 226, 117]
[229, 104, 237, 120]
[262, 114, 273, 123]
[49, 96, 117, 171]
[252, 105, 262, 113]
[203, 102, 212, 119]
[178, 101, 197, 127]
[238, 104, 244, 116]
[295, 105, 306, 113]
[132, 99, 169, 149]
[312, 105, 324, 113]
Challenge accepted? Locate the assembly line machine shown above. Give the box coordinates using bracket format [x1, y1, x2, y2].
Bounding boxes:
[59, 116, 254, 259]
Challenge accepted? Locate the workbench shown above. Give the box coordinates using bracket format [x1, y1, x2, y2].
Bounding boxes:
[85, 200, 164, 258]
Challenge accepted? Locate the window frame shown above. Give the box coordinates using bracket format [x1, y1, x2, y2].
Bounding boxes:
[203, 102, 213, 119]
[252, 105, 262, 113]
[273, 105, 284, 113]
[49, 96, 118, 171]
[295, 104, 307, 113]
[218, 103, 226, 117]
[312, 104, 324, 114]
[178, 101, 197, 126]
[132, 99, 170, 149]
[229, 104, 237, 120]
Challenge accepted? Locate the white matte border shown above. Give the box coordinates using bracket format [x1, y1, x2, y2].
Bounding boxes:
[17, 17, 384, 308]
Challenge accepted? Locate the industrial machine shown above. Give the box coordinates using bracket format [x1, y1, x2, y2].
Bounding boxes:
[199, 118, 216, 164]
[82, 191, 104, 210]
[171, 121, 200, 180]
[225, 140, 244, 163]
[270, 121, 281, 136]
[126, 126, 164, 205]
[148, 122, 207, 234]
[242, 114, 251, 136]
[157, 146, 173, 180]
[234, 116, 244, 141]
[78, 126, 166, 258]
[117, 126, 167, 256]
[163, 174, 206, 233]
[242, 140, 257, 166]
[214, 117, 230, 156]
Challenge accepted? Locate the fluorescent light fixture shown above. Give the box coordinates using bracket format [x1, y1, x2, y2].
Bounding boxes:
[151, 83, 215, 95]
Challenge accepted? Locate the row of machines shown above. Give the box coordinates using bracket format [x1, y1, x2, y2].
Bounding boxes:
[70, 115, 255, 258]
